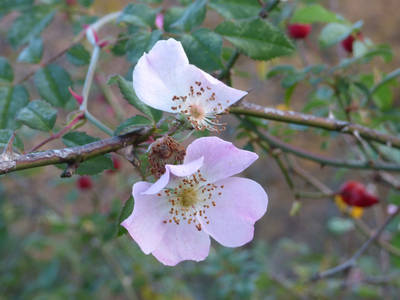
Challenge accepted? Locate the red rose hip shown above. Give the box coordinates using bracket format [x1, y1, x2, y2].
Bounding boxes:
[287, 23, 312, 39]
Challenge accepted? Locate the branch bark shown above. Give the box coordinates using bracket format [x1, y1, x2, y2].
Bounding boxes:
[0, 127, 151, 175]
[239, 117, 400, 172]
[231, 101, 400, 149]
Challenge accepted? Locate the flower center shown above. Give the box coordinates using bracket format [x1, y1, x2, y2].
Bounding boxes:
[158, 170, 224, 231]
[189, 104, 205, 120]
[169, 81, 228, 132]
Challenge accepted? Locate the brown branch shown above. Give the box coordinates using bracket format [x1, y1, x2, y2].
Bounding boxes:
[311, 208, 400, 281]
[0, 127, 152, 175]
[239, 117, 400, 172]
[230, 101, 400, 149]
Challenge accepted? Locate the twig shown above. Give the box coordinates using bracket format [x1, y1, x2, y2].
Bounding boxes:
[28, 112, 85, 153]
[311, 208, 400, 281]
[259, 0, 280, 18]
[0, 126, 152, 175]
[230, 101, 400, 149]
[217, 49, 240, 83]
[239, 117, 400, 172]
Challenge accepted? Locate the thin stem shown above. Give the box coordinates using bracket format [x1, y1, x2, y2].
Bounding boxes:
[95, 73, 125, 122]
[311, 208, 400, 281]
[259, 0, 280, 18]
[231, 101, 400, 149]
[256, 138, 295, 190]
[85, 110, 114, 136]
[80, 46, 100, 111]
[218, 49, 240, 82]
[28, 112, 85, 153]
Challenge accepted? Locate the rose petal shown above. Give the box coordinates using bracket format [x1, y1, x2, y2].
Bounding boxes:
[197, 67, 247, 113]
[121, 181, 170, 254]
[199, 177, 268, 247]
[133, 38, 247, 114]
[151, 222, 211, 266]
[184, 136, 258, 183]
[142, 156, 204, 195]
[132, 39, 190, 112]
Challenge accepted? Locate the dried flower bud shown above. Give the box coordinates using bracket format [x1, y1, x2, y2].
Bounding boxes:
[148, 136, 186, 179]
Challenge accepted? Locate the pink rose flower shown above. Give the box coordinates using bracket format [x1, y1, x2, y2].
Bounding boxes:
[132, 39, 247, 131]
[122, 137, 268, 266]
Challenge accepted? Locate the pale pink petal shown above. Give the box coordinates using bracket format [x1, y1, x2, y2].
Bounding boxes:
[199, 177, 268, 247]
[132, 38, 247, 114]
[197, 67, 247, 113]
[142, 157, 204, 195]
[121, 182, 170, 254]
[151, 222, 210, 266]
[184, 136, 258, 183]
[132, 39, 189, 112]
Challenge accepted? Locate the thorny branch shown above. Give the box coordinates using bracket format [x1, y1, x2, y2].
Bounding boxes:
[0, 127, 152, 175]
[231, 101, 400, 149]
[239, 116, 400, 172]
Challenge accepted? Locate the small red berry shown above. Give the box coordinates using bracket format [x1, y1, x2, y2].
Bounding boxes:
[287, 23, 312, 39]
[339, 181, 379, 207]
[77, 176, 93, 190]
[341, 32, 363, 53]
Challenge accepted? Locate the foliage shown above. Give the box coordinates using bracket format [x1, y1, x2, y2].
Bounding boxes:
[1, 0, 400, 298]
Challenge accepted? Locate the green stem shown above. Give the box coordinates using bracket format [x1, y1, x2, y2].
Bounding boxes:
[85, 111, 114, 136]
[218, 49, 240, 83]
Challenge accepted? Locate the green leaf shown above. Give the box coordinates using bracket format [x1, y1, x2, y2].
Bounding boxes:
[291, 4, 342, 24]
[0, 85, 29, 129]
[78, 0, 94, 7]
[328, 217, 354, 235]
[17, 38, 43, 64]
[125, 29, 162, 64]
[117, 196, 134, 236]
[0, 0, 33, 15]
[181, 28, 223, 71]
[114, 115, 152, 135]
[62, 131, 113, 175]
[7, 6, 55, 48]
[215, 18, 295, 60]
[108, 75, 162, 122]
[171, 0, 207, 32]
[372, 80, 395, 111]
[0, 57, 13, 83]
[0, 129, 24, 151]
[318, 23, 352, 48]
[66, 43, 90, 66]
[164, 6, 185, 33]
[34, 64, 73, 107]
[209, 0, 260, 20]
[16, 100, 57, 132]
[118, 3, 157, 28]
